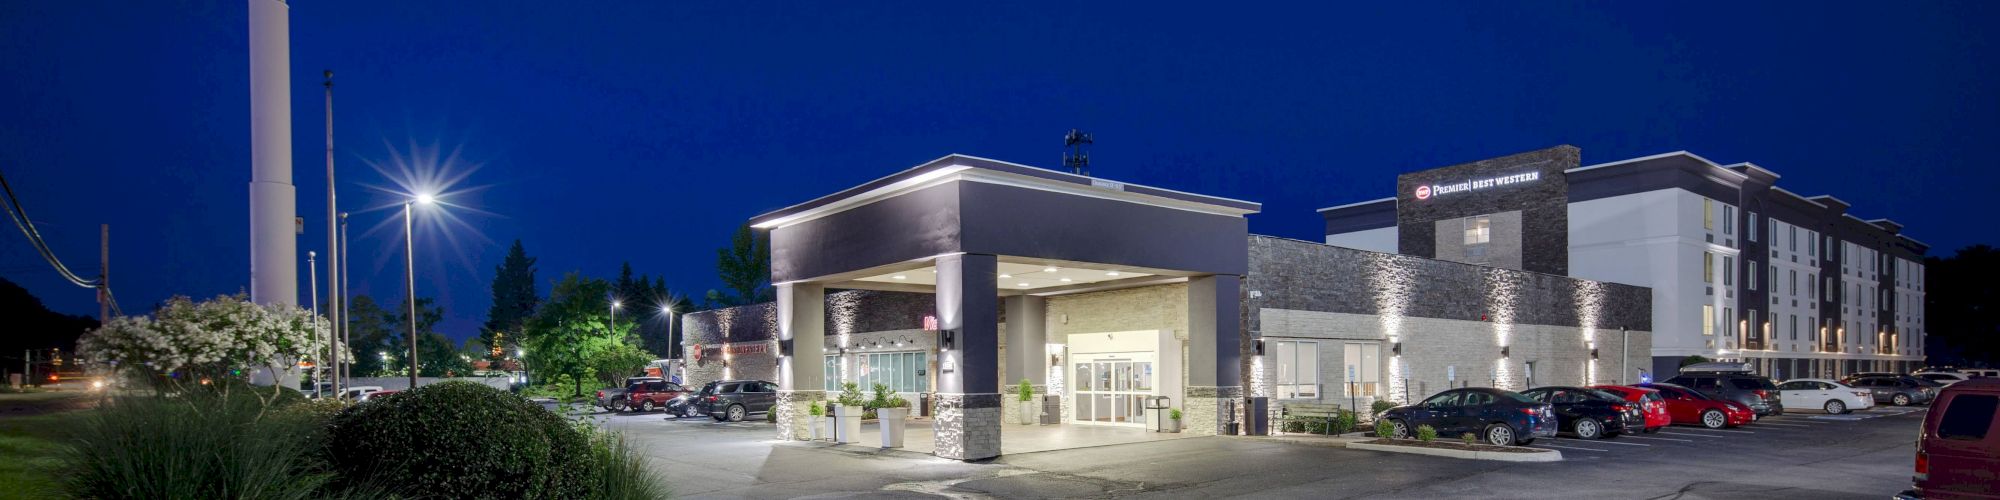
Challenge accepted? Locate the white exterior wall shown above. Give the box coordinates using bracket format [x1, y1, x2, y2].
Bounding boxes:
[1568, 189, 1737, 360]
[1323, 226, 1397, 254]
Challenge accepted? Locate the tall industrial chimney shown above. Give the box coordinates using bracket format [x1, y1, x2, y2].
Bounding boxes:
[248, 0, 296, 308]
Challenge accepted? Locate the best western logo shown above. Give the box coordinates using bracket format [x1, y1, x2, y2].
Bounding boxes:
[1414, 171, 1541, 200]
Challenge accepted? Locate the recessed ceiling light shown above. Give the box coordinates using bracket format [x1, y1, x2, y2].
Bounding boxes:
[1043, 266, 1058, 273]
[1106, 271, 1122, 277]
[892, 275, 907, 280]
[1060, 277, 1073, 282]
[999, 273, 1012, 278]
[1018, 282, 1032, 287]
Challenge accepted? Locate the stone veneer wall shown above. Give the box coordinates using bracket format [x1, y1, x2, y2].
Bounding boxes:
[1044, 284, 1211, 433]
[1247, 235, 1653, 407]
[681, 290, 938, 390]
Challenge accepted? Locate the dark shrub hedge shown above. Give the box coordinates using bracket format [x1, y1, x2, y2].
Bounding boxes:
[326, 381, 590, 498]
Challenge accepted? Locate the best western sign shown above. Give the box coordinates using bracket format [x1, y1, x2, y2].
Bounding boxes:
[1413, 171, 1541, 200]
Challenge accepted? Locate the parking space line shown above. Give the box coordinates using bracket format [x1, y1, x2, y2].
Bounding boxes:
[1533, 443, 1608, 452]
[1677, 428, 1755, 434]
[1809, 415, 1867, 421]
[1616, 436, 1696, 444]
[1657, 431, 1726, 438]
[1754, 422, 1811, 428]
[1573, 439, 1649, 447]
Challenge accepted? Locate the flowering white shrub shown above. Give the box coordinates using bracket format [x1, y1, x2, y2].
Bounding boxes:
[79, 294, 329, 381]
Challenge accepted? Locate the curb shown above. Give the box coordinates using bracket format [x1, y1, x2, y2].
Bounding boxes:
[1347, 441, 1562, 462]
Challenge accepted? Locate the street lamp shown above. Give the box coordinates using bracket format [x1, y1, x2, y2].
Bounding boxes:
[610, 299, 622, 333]
[403, 193, 435, 390]
[307, 250, 320, 399]
[661, 304, 679, 379]
[517, 348, 529, 385]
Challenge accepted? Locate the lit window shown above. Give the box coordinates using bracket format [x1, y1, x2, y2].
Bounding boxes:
[1274, 340, 1320, 399]
[1703, 198, 1714, 230]
[1703, 252, 1714, 284]
[1703, 305, 1716, 336]
[1463, 216, 1491, 263]
[1343, 343, 1381, 398]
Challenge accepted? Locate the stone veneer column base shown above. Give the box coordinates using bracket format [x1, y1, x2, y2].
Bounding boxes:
[775, 390, 826, 441]
[933, 393, 1002, 460]
[998, 385, 1046, 425]
[1183, 386, 1243, 436]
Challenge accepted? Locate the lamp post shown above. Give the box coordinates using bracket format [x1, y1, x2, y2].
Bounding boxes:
[403, 194, 434, 390]
[307, 250, 320, 398]
[662, 305, 679, 383]
[517, 348, 529, 386]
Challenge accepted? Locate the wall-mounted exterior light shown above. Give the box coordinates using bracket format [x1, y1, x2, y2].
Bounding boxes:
[778, 338, 794, 357]
[1590, 348, 1599, 360]
[940, 329, 957, 350]
[1252, 338, 1266, 356]
[1501, 346, 1511, 358]
[1392, 342, 1403, 356]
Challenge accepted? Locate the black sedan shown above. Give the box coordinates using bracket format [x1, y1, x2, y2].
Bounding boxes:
[1379, 387, 1558, 446]
[1520, 386, 1637, 439]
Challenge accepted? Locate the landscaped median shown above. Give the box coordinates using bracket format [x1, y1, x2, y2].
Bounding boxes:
[1346, 438, 1562, 462]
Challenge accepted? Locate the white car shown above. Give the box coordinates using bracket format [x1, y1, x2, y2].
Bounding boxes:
[1914, 372, 1969, 386]
[1776, 378, 1874, 414]
[1957, 369, 2000, 379]
[341, 385, 386, 400]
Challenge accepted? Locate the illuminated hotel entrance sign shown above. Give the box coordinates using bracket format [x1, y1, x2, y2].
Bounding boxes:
[1413, 171, 1541, 200]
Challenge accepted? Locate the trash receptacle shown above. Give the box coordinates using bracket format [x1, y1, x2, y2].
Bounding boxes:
[1144, 396, 1172, 432]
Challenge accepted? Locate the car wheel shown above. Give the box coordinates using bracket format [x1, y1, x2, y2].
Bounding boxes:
[1824, 399, 1847, 414]
[1575, 418, 1603, 440]
[1485, 423, 1516, 446]
[1389, 419, 1410, 439]
[726, 404, 747, 422]
[611, 400, 628, 412]
[640, 400, 655, 412]
[1892, 394, 1911, 406]
[1701, 409, 1727, 429]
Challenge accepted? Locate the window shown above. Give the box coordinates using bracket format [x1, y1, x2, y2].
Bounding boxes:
[1703, 252, 1715, 283]
[1723, 205, 1735, 234]
[1703, 305, 1716, 336]
[1749, 260, 1759, 290]
[1463, 216, 1491, 263]
[1808, 273, 1816, 299]
[1790, 314, 1798, 340]
[1807, 231, 1817, 257]
[1772, 265, 1780, 294]
[1343, 343, 1381, 397]
[1937, 395, 1997, 441]
[1724, 307, 1734, 336]
[1789, 269, 1797, 297]
[1274, 340, 1320, 399]
[1703, 198, 1714, 230]
[824, 355, 841, 392]
[1723, 256, 1735, 286]
[1748, 211, 1759, 242]
[856, 351, 927, 393]
[1789, 224, 1797, 252]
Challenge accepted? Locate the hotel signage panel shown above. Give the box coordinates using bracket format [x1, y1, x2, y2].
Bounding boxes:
[1413, 171, 1541, 200]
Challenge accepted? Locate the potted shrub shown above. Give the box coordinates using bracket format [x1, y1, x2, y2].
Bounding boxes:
[833, 382, 866, 444]
[1016, 379, 1037, 425]
[1163, 408, 1183, 433]
[869, 383, 911, 448]
[808, 400, 827, 441]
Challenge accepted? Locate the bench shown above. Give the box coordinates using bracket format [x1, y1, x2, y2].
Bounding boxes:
[1277, 402, 1351, 435]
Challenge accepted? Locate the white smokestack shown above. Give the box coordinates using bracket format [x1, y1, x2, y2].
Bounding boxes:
[248, 0, 296, 308]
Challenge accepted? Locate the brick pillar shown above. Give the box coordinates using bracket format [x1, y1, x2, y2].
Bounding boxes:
[775, 283, 825, 441]
[1185, 275, 1243, 436]
[933, 254, 1001, 460]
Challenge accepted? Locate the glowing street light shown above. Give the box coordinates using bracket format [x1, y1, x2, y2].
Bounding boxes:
[402, 193, 436, 390]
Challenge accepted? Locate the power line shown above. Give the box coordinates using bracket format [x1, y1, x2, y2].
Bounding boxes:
[0, 166, 121, 316]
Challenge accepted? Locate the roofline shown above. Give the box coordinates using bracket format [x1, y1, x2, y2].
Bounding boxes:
[1315, 196, 1396, 213]
[749, 154, 1261, 229]
[1898, 234, 1932, 250]
[1567, 151, 1746, 179]
[1721, 162, 1782, 180]
[1769, 186, 1826, 208]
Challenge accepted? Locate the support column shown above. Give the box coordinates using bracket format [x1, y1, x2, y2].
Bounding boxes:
[1002, 295, 1047, 424]
[1184, 275, 1242, 436]
[775, 283, 825, 441]
[934, 254, 1000, 460]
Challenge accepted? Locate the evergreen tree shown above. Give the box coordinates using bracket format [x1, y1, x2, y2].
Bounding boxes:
[523, 273, 633, 396]
[713, 223, 772, 306]
[481, 239, 539, 360]
[344, 295, 397, 376]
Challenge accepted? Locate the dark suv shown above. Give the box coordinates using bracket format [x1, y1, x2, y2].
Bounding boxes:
[693, 380, 779, 422]
[1666, 371, 1782, 416]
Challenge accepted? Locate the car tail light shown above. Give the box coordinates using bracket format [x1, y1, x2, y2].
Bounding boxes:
[1753, 389, 1770, 399]
[596, 391, 604, 398]
[1915, 450, 1929, 481]
[706, 395, 718, 402]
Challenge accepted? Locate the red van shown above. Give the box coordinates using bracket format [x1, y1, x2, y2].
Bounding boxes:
[1903, 378, 2000, 499]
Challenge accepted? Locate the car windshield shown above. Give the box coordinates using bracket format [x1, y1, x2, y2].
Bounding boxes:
[1907, 377, 1944, 388]
[1498, 391, 1539, 404]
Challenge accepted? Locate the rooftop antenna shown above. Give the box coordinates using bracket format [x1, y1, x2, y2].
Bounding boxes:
[1063, 129, 1092, 177]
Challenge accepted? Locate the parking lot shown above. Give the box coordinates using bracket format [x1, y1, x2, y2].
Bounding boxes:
[591, 404, 1930, 499]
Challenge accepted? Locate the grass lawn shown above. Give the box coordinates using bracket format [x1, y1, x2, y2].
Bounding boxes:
[0, 393, 84, 499]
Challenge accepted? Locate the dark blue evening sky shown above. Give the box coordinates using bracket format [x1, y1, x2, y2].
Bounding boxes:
[4, 1, 1996, 342]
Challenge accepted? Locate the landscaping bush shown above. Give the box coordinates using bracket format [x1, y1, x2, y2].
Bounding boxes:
[59, 385, 331, 499]
[1373, 420, 1394, 438]
[583, 429, 670, 500]
[1335, 410, 1358, 434]
[1461, 433, 1477, 446]
[1370, 400, 1396, 415]
[1416, 424, 1437, 442]
[327, 381, 592, 498]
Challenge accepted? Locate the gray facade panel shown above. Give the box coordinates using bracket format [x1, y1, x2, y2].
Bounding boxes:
[770, 183, 961, 283]
[1322, 199, 1397, 234]
[1394, 146, 1577, 275]
[957, 181, 1249, 276]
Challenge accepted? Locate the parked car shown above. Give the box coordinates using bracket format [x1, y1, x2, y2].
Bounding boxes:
[340, 385, 386, 400]
[1915, 366, 1961, 375]
[663, 392, 699, 418]
[1917, 372, 1973, 387]
[1667, 367, 1783, 416]
[1849, 375, 1939, 406]
[692, 380, 779, 422]
[625, 379, 688, 412]
[356, 389, 399, 403]
[1592, 384, 1671, 433]
[1637, 382, 1754, 429]
[1520, 386, 1636, 439]
[1377, 387, 1557, 446]
[1776, 378, 1874, 414]
[595, 376, 664, 411]
[1841, 372, 1905, 384]
[1900, 378, 2000, 500]
[1961, 369, 2000, 379]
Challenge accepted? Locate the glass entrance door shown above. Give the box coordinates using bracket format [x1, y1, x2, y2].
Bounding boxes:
[1071, 353, 1155, 427]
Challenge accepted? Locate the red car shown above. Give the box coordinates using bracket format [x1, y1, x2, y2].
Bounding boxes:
[624, 379, 688, 412]
[1901, 378, 2000, 500]
[1592, 385, 1670, 434]
[1637, 382, 1753, 429]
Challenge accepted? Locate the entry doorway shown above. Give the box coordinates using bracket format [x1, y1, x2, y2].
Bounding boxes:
[1072, 352, 1156, 427]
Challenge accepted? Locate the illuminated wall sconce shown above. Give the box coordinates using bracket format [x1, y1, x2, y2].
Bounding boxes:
[1392, 342, 1403, 356]
[1591, 348, 1600, 360]
[1252, 338, 1266, 356]
[777, 338, 794, 357]
[939, 329, 957, 350]
[1050, 354, 1060, 366]
[1501, 346, 1511, 358]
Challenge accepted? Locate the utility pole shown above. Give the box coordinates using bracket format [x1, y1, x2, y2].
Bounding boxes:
[98, 224, 108, 322]
[339, 212, 350, 392]
[404, 203, 419, 390]
[307, 251, 319, 398]
[324, 69, 342, 395]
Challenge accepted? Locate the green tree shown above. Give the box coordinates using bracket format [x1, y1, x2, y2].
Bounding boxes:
[417, 331, 471, 377]
[588, 340, 654, 386]
[712, 223, 772, 307]
[1679, 355, 1713, 368]
[1928, 245, 2000, 366]
[345, 295, 397, 376]
[481, 240, 540, 360]
[378, 297, 445, 377]
[524, 273, 631, 396]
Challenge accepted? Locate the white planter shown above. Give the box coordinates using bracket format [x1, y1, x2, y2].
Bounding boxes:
[1018, 399, 1038, 425]
[810, 415, 826, 441]
[877, 407, 908, 448]
[833, 404, 863, 444]
[1162, 418, 1181, 433]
